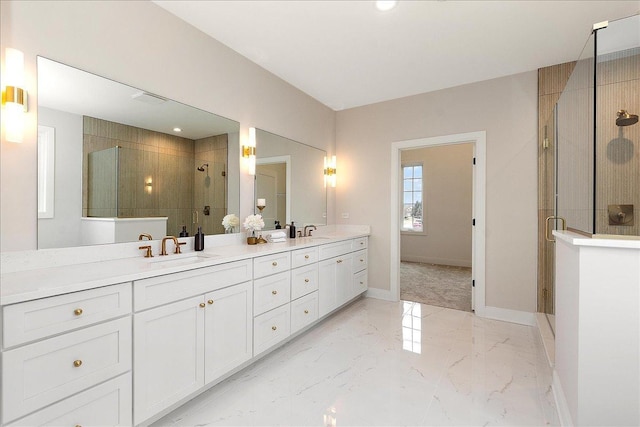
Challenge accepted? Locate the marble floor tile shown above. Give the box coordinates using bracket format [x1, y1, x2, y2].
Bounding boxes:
[152, 298, 559, 426]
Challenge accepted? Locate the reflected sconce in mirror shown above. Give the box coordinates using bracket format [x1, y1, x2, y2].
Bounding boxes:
[324, 155, 337, 188]
[243, 127, 257, 175]
[2, 48, 28, 143]
[145, 177, 153, 194]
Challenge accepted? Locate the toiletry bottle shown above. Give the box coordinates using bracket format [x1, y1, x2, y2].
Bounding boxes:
[179, 225, 189, 237]
[275, 221, 281, 229]
[289, 221, 296, 238]
[195, 226, 205, 251]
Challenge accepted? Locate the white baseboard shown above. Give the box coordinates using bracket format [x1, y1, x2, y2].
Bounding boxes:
[552, 370, 573, 426]
[365, 287, 395, 301]
[478, 305, 536, 326]
[400, 256, 472, 268]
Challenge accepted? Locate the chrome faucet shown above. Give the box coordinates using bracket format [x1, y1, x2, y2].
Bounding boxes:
[303, 225, 317, 237]
[161, 236, 179, 256]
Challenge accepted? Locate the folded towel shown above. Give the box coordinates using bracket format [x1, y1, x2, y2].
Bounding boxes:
[269, 237, 287, 243]
[268, 231, 287, 239]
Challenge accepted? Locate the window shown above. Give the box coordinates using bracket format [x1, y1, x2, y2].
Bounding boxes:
[401, 164, 423, 232]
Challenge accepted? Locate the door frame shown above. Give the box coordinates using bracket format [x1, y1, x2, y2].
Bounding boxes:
[256, 155, 291, 223]
[390, 131, 486, 315]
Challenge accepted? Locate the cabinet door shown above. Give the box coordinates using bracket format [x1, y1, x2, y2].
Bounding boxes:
[204, 282, 252, 385]
[352, 269, 368, 299]
[134, 296, 205, 425]
[319, 254, 353, 317]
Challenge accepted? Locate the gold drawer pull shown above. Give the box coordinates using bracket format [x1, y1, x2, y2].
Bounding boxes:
[360, 242, 364, 245]
[208, 299, 214, 305]
[73, 360, 83, 368]
[304, 279, 310, 283]
[360, 259, 364, 262]
[304, 255, 309, 259]
[199, 303, 206, 308]
[74, 308, 83, 316]
[360, 281, 364, 285]
[337, 259, 343, 264]
[272, 261, 278, 266]
[272, 326, 277, 331]
[272, 290, 278, 295]
[75, 425, 82, 427]
[304, 309, 309, 314]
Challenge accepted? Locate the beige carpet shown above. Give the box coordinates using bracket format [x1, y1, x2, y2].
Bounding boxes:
[400, 262, 472, 312]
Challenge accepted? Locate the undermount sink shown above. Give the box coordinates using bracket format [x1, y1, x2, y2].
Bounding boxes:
[148, 252, 219, 267]
[309, 236, 332, 240]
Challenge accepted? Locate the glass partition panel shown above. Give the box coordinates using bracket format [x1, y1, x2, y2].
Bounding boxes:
[556, 32, 595, 235]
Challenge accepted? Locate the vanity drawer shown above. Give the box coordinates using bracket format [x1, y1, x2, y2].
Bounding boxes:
[254, 271, 291, 316]
[134, 259, 252, 311]
[291, 264, 319, 300]
[3, 282, 132, 348]
[6, 372, 132, 427]
[318, 240, 353, 260]
[291, 246, 319, 268]
[253, 252, 291, 279]
[1, 316, 131, 424]
[254, 303, 290, 356]
[353, 249, 368, 273]
[291, 291, 318, 334]
[353, 270, 368, 297]
[353, 237, 368, 250]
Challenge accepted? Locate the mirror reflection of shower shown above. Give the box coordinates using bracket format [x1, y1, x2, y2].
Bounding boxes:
[197, 163, 209, 173]
[616, 110, 638, 127]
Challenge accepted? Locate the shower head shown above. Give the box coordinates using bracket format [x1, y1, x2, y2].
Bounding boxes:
[197, 163, 209, 172]
[616, 110, 638, 127]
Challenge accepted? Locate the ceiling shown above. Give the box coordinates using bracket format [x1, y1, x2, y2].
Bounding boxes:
[154, 0, 639, 111]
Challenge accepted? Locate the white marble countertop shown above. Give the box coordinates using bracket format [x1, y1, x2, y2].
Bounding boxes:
[554, 230, 640, 249]
[1, 228, 369, 306]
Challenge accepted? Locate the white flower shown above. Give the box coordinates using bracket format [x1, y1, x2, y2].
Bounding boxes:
[243, 214, 265, 233]
[222, 214, 240, 231]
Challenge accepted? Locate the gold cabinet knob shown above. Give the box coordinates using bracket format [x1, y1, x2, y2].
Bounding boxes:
[304, 279, 310, 283]
[360, 259, 364, 262]
[360, 241, 364, 245]
[208, 299, 214, 305]
[271, 326, 277, 331]
[199, 303, 206, 308]
[272, 261, 278, 266]
[74, 308, 83, 316]
[75, 425, 82, 427]
[272, 290, 278, 295]
[73, 360, 83, 368]
[304, 309, 309, 314]
[304, 255, 309, 259]
[337, 259, 343, 264]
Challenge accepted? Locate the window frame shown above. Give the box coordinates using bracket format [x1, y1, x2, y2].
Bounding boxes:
[400, 162, 425, 235]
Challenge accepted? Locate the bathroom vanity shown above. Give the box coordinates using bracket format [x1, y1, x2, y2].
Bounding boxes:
[0, 230, 369, 426]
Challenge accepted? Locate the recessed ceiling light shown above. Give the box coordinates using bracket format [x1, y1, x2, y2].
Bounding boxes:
[173, 127, 182, 132]
[376, 1, 397, 11]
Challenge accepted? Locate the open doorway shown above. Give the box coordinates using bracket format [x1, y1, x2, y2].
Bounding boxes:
[400, 143, 473, 311]
[390, 131, 486, 315]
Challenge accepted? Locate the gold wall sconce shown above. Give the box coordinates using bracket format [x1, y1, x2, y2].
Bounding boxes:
[145, 177, 153, 194]
[243, 127, 257, 175]
[2, 48, 28, 143]
[324, 155, 337, 188]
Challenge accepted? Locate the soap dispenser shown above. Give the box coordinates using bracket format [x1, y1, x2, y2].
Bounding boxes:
[289, 221, 296, 238]
[275, 220, 281, 229]
[194, 226, 205, 251]
[179, 225, 189, 237]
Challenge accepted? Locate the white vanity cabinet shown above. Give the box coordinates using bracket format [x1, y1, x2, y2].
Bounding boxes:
[1, 284, 133, 426]
[133, 261, 253, 425]
[318, 237, 368, 317]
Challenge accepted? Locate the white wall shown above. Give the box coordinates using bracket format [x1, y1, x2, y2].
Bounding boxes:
[37, 107, 83, 249]
[336, 72, 538, 312]
[0, 0, 335, 251]
[400, 144, 473, 267]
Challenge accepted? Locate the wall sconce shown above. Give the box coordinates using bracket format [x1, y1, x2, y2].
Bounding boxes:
[2, 48, 28, 143]
[145, 177, 153, 194]
[324, 155, 337, 188]
[243, 127, 257, 175]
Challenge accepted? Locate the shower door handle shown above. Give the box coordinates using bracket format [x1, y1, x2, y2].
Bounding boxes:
[545, 216, 566, 242]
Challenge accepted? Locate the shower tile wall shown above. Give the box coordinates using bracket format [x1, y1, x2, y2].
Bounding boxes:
[595, 49, 640, 235]
[537, 61, 575, 313]
[194, 135, 228, 235]
[83, 117, 195, 236]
